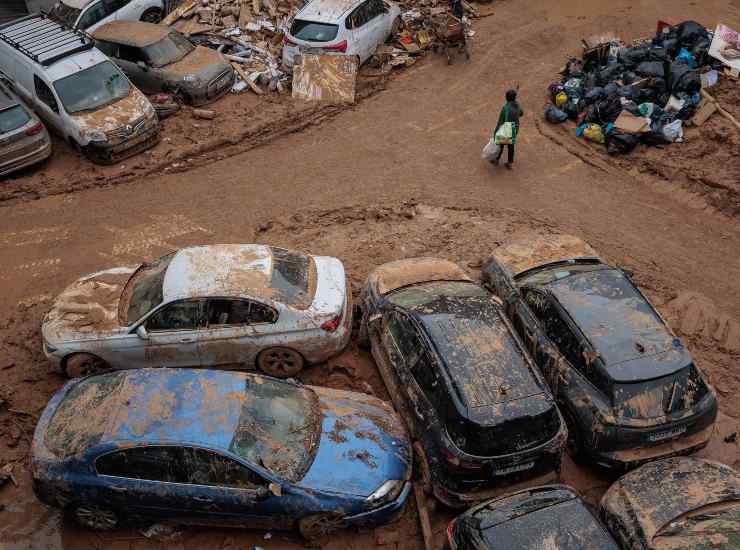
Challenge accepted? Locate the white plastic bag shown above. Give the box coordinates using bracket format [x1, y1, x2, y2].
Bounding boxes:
[481, 138, 500, 161]
[663, 119, 684, 142]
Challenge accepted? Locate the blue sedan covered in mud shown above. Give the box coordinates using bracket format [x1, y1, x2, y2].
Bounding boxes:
[31, 368, 411, 539]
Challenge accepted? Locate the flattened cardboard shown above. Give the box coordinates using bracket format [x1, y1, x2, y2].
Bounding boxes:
[292, 54, 358, 104]
[614, 111, 652, 134]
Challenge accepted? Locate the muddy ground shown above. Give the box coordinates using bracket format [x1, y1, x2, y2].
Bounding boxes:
[2, 0, 740, 548]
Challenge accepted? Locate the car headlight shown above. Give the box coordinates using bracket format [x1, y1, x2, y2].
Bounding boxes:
[80, 128, 107, 142]
[183, 74, 197, 82]
[366, 480, 404, 507]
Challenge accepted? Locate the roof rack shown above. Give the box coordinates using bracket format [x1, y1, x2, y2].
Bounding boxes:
[0, 12, 94, 66]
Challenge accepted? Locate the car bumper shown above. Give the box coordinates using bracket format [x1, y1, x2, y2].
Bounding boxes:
[0, 138, 51, 177]
[83, 124, 160, 165]
[188, 71, 236, 106]
[341, 481, 411, 529]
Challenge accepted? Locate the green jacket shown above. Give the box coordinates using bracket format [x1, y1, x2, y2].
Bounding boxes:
[495, 101, 524, 144]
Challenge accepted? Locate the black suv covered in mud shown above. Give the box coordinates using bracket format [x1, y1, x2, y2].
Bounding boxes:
[360, 258, 567, 507]
[481, 235, 717, 470]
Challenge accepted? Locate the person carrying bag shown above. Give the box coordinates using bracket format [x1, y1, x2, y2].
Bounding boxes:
[492, 89, 524, 169]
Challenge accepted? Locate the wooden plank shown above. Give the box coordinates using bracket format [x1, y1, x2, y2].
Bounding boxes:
[414, 483, 435, 550]
[161, 0, 197, 26]
[232, 63, 264, 95]
[701, 89, 740, 131]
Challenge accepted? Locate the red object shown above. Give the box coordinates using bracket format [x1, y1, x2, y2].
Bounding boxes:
[283, 35, 296, 46]
[25, 122, 44, 136]
[446, 520, 457, 545]
[656, 20, 674, 35]
[322, 39, 348, 53]
[441, 446, 483, 470]
[321, 312, 343, 332]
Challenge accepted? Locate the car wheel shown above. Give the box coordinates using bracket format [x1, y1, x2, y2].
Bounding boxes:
[413, 441, 433, 495]
[257, 347, 304, 378]
[298, 513, 344, 540]
[563, 409, 586, 463]
[140, 7, 163, 23]
[64, 353, 110, 378]
[73, 503, 119, 531]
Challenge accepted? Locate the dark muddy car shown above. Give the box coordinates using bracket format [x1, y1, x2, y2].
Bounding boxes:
[481, 235, 717, 469]
[600, 457, 740, 549]
[447, 485, 621, 549]
[360, 258, 567, 508]
[92, 22, 234, 106]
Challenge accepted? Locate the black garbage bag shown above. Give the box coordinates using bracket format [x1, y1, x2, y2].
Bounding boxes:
[622, 100, 641, 115]
[651, 77, 667, 93]
[562, 100, 581, 121]
[668, 61, 701, 94]
[676, 21, 708, 47]
[676, 102, 697, 121]
[604, 82, 619, 95]
[584, 87, 606, 104]
[620, 46, 650, 67]
[593, 96, 622, 124]
[691, 37, 711, 65]
[647, 47, 669, 62]
[606, 132, 639, 155]
[662, 38, 680, 57]
[545, 106, 569, 124]
[634, 87, 657, 105]
[598, 64, 623, 85]
[617, 86, 634, 99]
[636, 61, 665, 78]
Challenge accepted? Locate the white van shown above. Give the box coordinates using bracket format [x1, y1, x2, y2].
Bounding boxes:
[0, 13, 160, 164]
[49, 0, 166, 32]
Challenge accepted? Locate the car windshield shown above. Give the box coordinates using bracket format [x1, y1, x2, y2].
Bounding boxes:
[0, 105, 31, 133]
[653, 503, 740, 549]
[269, 246, 317, 309]
[387, 280, 488, 308]
[290, 19, 339, 42]
[143, 32, 195, 67]
[49, 2, 81, 26]
[53, 61, 130, 114]
[229, 378, 320, 482]
[124, 253, 175, 324]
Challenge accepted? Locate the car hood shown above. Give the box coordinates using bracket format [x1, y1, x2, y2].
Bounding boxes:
[43, 266, 139, 342]
[298, 387, 411, 497]
[71, 88, 153, 134]
[166, 46, 231, 81]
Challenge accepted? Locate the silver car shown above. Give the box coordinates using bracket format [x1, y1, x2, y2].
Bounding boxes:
[42, 244, 352, 378]
[0, 78, 51, 177]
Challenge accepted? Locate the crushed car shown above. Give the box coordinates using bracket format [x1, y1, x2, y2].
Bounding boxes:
[49, 0, 166, 32]
[31, 368, 411, 538]
[0, 14, 160, 165]
[92, 21, 235, 106]
[0, 77, 52, 178]
[282, 0, 402, 69]
[481, 234, 718, 469]
[447, 485, 621, 549]
[600, 457, 740, 549]
[359, 258, 567, 508]
[42, 244, 352, 378]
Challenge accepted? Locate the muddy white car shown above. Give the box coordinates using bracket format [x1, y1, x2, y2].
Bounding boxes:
[42, 245, 352, 378]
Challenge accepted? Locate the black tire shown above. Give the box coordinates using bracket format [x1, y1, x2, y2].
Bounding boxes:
[298, 513, 344, 540]
[140, 7, 163, 23]
[64, 353, 110, 378]
[563, 409, 587, 464]
[256, 347, 304, 378]
[73, 503, 119, 531]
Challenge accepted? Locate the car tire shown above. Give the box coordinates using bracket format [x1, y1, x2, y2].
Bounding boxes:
[357, 317, 370, 349]
[256, 347, 304, 378]
[298, 513, 344, 540]
[413, 441, 433, 495]
[140, 7, 164, 23]
[64, 353, 110, 378]
[563, 409, 586, 463]
[73, 503, 119, 531]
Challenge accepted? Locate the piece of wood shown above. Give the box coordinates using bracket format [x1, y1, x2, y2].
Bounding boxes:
[691, 100, 718, 126]
[414, 483, 435, 550]
[232, 63, 264, 94]
[252, 0, 261, 16]
[192, 109, 217, 120]
[161, 0, 198, 26]
[701, 89, 740, 131]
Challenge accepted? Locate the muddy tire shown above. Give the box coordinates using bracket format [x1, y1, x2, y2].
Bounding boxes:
[140, 7, 163, 23]
[563, 409, 586, 464]
[357, 318, 370, 349]
[256, 347, 304, 378]
[413, 441, 433, 495]
[64, 353, 110, 378]
[73, 503, 119, 531]
[298, 513, 344, 540]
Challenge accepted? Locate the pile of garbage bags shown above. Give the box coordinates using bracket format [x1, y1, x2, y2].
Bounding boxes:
[544, 21, 724, 155]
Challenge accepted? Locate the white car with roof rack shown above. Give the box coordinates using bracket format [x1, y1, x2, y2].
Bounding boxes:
[0, 13, 160, 164]
[49, 0, 166, 32]
[282, 0, 401, 69]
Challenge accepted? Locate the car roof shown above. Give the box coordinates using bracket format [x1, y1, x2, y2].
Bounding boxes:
[297, 0, 364, 23]
[93, 21, 170, 47]
[0, 82, 20, 110]
[546, 268, 684, 380]
[162, 244, 308, 304]
[601, 458, 740, 545]
[492, 233, 601, 278]
[369, 257, 472, 295]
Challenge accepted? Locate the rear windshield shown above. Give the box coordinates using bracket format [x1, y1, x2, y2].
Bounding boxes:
[144, 32, 195, 67]
[653, 503, 740, 549]
[613, 365, 709, 419]
[269, 247, 316, 309]
[46, 373, 125, 457]
[388, 281, 488, 308]
[0, 105, 30, 133]
[53, 61, 130, 114]
[125, 253, 175, 324]
[290, 20, 339, 42]
[49, 2, 81, 26]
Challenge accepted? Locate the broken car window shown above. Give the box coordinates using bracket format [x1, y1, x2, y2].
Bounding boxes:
[269, 246, 316, 308]
[290, 20, 339, 42]
[182, 447, 264, 489]
[0, 105, 31, 133]
[126, 253, 174, 324]
[53, 61, 130, 114]
[96, 446, 187, 482]
[229, 379, 319, 482]
[144, 32, 195, 68]
[147, 300, 204, 332]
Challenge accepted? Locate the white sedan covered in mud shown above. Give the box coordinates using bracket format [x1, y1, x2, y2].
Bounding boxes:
[42, 245, 351, 378]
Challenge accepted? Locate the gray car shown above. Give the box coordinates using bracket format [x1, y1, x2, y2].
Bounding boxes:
[0, 78, 52, 178]
[92, 21, 235, 106]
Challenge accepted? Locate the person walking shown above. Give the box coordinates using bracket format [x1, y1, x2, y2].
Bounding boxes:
[492, 89, 524, 169]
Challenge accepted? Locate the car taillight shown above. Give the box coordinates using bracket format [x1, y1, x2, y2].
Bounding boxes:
[323, 39, 347, 53]
[441, 446, 483, 470]
[321, 311, 343, 332]
[26, 122, 44, 136]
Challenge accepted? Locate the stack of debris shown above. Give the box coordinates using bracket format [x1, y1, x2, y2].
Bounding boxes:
[544, 20, 736, 155]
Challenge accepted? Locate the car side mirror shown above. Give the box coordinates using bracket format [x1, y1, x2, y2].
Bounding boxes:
[136, 325, 149, 340]
[137, 61, 149, 71]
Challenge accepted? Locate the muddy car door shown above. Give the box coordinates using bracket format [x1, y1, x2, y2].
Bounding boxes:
[115, 44, 163, 94]
[32, 75, 64, 136]
[198, 298, 258, 367]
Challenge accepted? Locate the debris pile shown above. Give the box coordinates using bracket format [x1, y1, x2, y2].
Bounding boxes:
[545, 20, 738, 155]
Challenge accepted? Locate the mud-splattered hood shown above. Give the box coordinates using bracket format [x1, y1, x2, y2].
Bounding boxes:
[165, 46, 231, 83]
[298, 387, 411, 497]
[43, 266, 138, 342]
[71, 88, 153, 135]
[600, 458, 740, 547]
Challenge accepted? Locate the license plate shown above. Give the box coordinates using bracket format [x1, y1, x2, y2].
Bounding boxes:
[494, 461, 535, 477]
[648, 425, 687, 442]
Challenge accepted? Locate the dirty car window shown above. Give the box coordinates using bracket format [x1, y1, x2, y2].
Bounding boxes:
[387, 281, 488, 309]
[126, 253, 174, 324]
[290, 20, 339, 42]
[48, 2, 81, 26]
[144, 32, 195, 67]
[269, 247, 316, 309]
[53, 61, 130, 114]
[0, 105, 31, 133]
[229, 379, 319, 482]
[653, 504, 740, 549]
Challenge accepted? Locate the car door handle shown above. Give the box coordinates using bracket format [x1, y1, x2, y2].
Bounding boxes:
[110, 485, 127, 493]
[193, 496, 212, 503]
[179, 337, 194, 343]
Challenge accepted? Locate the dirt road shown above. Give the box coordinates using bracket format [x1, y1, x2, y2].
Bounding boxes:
[1, 0, 740, 549]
